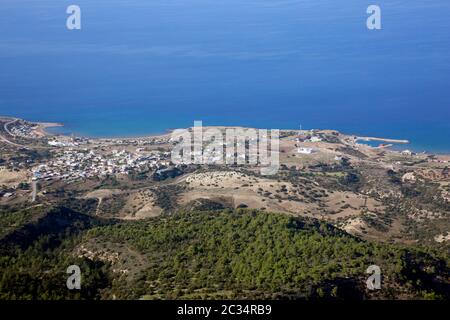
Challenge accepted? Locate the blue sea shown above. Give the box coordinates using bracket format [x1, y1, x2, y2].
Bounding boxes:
[1, 1, 450, 152]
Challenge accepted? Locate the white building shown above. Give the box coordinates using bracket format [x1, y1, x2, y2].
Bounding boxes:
[401, 150, 413, 156]
[309, 136, 322, 143]
[298, 147, 313, 154]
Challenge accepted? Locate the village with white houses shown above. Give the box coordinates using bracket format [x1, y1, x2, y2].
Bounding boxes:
[1, 117, 449, 208]
[32, 148, 172, 182]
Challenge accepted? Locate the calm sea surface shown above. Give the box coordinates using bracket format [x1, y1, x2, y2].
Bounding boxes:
[1, 1, 450, 152]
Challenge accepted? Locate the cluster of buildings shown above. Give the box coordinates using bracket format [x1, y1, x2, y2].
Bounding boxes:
[101, 136, 169, 146]
[8, 122, 40, 139]
[32, 148, 171, 181]
[47, 136, 91, 147]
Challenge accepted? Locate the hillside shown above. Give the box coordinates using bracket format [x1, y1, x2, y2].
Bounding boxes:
[1, 208, 449, 299]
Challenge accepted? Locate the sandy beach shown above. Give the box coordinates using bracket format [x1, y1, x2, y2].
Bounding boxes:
[34, 122, 64, 137]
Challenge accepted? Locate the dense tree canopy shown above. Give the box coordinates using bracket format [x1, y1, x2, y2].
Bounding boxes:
[1, 208, 449, 300]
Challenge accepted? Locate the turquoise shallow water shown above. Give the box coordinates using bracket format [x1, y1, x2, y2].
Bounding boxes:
[1, 1, 450, 153]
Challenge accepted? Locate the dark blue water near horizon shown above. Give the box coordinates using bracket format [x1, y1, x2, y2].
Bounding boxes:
[1, 1, 450, 152]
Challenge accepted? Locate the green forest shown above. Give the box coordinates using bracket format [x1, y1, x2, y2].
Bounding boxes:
[1, 207, 449, 300]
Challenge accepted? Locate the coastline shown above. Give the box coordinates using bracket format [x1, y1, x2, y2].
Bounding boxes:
[5, 116, 450, 155]
[34, 121, 64, 137]
[355, 136, 410, 145]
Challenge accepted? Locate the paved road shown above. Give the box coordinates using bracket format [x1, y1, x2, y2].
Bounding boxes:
[0, 132, 27, 148]
[0, 118, 30, 149]
[31, 180, 38, 202]
[4, 118, 18, 135]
